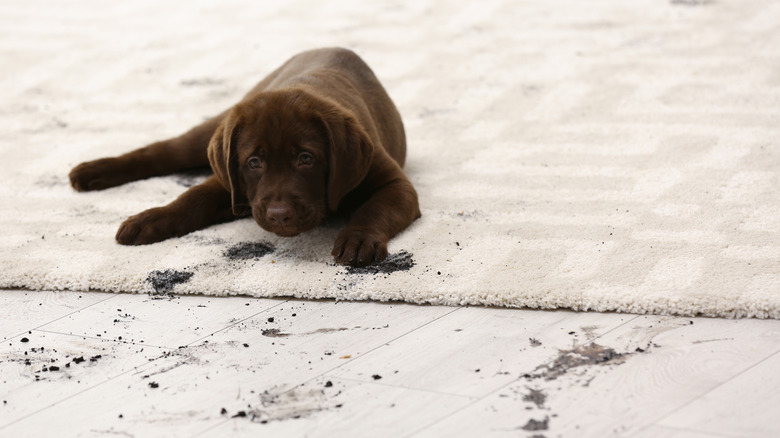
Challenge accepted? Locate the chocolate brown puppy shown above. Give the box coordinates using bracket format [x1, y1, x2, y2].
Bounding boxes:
[69, 48, 420, 267]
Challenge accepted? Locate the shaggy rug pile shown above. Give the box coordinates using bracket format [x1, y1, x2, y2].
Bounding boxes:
[1, 0, 778, 318]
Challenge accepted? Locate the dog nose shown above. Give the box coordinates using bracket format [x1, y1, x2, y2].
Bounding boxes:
[266, 203, 293, 226]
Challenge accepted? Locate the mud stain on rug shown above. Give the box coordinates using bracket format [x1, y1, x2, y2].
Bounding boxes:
[146, 269, 194, 294]
[223, 241, 275, 261]
[346, 250, 415, 275]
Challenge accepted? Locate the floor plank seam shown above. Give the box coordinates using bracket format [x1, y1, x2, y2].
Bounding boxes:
[183, 299, 292, 349]
[292, 306, 463, 389]
[3, 294, 118, 342]
[32, 328, 175, 350]
[320, 374, 478, 400]
[191, 418, 231, 437]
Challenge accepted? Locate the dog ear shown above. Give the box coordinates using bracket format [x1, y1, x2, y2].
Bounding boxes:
[321, 109, 375, 212]
[207, 111, 248, 216]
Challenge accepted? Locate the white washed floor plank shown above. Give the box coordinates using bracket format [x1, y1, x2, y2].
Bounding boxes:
[198, 377, 472, 438]
[0, 296, 458, 437]
[632, 426, 743, 438]
[36, 293, 287, 349]
[0, 290, 113, 340]
[328, 307, 636, 398]
[201, 300, 459, 366]
[412, 316, 780, 438]
[539, 316, 780, 437]
[2, 290, 780, 438]
[0, 329, 169, 426]
[654, 351, 780, 438]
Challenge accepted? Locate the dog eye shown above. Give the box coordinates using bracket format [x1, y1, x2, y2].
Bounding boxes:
[247, 157, 262, 170]
[298, 152, 314, 166]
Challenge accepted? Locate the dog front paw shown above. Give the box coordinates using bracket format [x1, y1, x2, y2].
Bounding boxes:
[69, 158, 129, 191]
[332, 228, 389, 267]
[116, 208, 182, 245]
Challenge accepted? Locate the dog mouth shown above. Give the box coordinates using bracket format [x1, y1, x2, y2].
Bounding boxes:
[256, 220, 308, 237]
[269, 227, 302, 237]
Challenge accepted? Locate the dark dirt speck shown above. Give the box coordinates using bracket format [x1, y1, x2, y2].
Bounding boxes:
[146, 269, 194, 293]
[346, 251, 415, 275]
[148, 381, 159, 389]
[523, 388, 547, 408]
[224, 241, 274, 261]
[521, 416, 549, 431]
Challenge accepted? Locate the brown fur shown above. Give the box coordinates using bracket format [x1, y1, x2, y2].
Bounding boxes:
[69, 48, 420, 266]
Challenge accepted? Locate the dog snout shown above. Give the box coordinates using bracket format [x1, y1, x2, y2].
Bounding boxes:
[266, 202, 293, 226]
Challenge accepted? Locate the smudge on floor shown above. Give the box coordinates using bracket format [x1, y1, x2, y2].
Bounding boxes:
[259, 327, 350, 338]
[525, 343, 632, 381]
[228, 384, 330, 423]
[261, 328, 290, 338]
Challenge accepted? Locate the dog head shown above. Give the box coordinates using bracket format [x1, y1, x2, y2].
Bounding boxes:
[207, 89, 374, 237]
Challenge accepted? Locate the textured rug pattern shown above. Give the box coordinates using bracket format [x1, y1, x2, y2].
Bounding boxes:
[1, 0, 778, 318]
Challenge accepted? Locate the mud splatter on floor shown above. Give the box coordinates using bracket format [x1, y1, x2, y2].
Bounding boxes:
[1, 336, 112, 384]
[259, 327, 349, 338]
[580, 325, 600, 339]
[301, 328, 350, 335]
[261, 328, 290, 338]
[225, 384, 331, 424]
[523, 388, 547, 409]
[525, 343, 632, 381]
[521, 416, 549, 431]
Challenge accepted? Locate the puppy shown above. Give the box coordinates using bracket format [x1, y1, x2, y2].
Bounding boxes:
[69, 48, 420, 267]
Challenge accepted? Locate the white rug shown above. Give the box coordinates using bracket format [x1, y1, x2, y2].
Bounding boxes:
[1, 0, 778, 318]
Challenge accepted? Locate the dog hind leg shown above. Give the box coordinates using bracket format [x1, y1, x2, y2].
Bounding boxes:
[69, 110, 228, 191]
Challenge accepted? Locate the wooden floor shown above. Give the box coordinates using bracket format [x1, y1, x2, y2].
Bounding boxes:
[1, 290, 778, 437]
